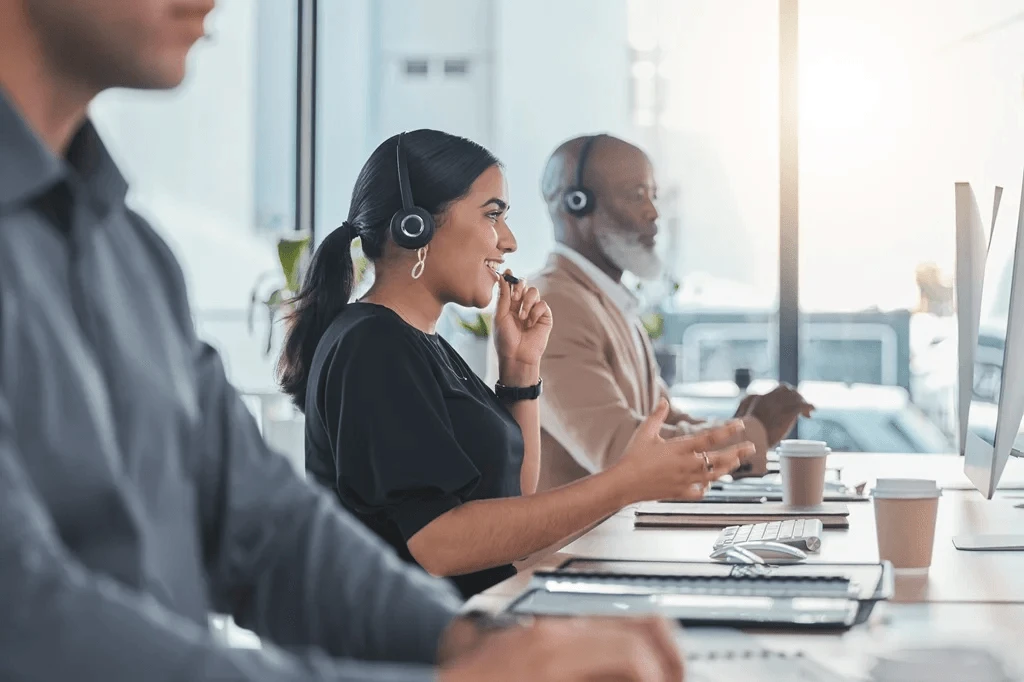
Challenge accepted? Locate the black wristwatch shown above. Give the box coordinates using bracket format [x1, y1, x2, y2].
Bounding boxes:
[494, 378, 543, 402]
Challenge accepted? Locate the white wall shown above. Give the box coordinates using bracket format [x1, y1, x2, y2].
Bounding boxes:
[316, 0, 499, 243]
[373, 0, 495, 145]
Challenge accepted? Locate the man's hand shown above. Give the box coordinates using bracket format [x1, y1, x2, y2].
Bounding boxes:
[735, 385, 814, 447]
[439, 616, 685, 682]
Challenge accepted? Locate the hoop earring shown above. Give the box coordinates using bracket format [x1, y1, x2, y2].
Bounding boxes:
[411, 247, 427, 280]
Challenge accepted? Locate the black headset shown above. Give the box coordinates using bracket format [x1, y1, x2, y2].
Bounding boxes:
[390, 132, 436, 249]
[563, 133, 604, 218]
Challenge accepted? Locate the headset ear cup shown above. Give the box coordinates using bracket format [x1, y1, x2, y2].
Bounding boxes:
[390, 207, 436, 249]
[564, 187, 595, 218]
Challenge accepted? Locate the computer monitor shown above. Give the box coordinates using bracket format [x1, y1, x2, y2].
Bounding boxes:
[954, 182, 988, 457]
[955, 174, 1024, 551]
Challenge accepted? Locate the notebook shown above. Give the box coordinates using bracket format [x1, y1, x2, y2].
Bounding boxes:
[700, 488, 866, 504]
[633, 501, 851, 529]
[869, 645, 1021, 681]
[545, 558, 893, 603]
[700, 478, 868, 503]
[678, 629, 856, 681]
[506, 558, 893, 629]
[506, 587, 860, 629]
[686, 648, 856, 682]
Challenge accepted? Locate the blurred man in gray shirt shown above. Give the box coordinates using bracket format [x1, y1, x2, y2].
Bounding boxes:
[0, 1, 684, 680]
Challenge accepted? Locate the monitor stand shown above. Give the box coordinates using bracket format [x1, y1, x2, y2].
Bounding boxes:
[953, 534, 1024, 551]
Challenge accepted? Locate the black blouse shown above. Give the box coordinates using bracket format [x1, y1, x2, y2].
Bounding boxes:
[305, 302, 524, 598]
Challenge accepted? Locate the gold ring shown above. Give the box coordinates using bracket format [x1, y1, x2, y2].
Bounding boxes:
[699, 451, 713, 472]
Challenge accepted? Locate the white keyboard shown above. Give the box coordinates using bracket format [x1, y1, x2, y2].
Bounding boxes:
[714, 519, 823, 552]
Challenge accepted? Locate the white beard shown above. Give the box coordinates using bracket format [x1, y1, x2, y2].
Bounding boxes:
[596, 228, 663, 280]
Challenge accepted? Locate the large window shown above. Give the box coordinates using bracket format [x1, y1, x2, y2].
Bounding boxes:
[627, 0, 780, 415]
[89, 2, 1024, 458]
[797, 0, 1024, 453]
[90, 0, 298, 398]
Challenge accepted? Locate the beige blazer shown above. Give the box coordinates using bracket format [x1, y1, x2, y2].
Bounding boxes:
[533, 253, 766, 492]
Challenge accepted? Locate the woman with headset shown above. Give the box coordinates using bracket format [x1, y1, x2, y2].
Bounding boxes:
[278, 129, 754, 598]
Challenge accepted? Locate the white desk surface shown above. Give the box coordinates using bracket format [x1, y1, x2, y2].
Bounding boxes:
[468, 453, 1024, 673]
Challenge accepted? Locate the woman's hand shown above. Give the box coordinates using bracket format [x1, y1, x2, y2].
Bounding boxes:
[612, 400, 754, 504]
[492, 270, 552, 385]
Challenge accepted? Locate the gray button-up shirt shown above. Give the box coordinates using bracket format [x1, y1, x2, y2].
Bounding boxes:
[0, 89, 459, 681]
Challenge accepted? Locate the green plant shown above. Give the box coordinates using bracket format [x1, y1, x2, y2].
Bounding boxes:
[456, 311, 492, 339]
[353, 249, 370, 287]
[636, 276, 679, 345]
[640, 311, 664, 341]
[248, 233, 311, 354]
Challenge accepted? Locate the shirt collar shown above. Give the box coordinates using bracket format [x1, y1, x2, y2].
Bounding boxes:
[0, 86, 128, 213]
[552, 244, 642, 319]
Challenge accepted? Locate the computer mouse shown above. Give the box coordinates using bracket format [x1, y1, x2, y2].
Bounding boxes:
[731, 540, 808, 563]
[708, 545, 766, 565]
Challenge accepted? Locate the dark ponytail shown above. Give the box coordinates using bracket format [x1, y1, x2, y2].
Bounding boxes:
[277, 222, 355, 406]
[277, 129, 500, 408]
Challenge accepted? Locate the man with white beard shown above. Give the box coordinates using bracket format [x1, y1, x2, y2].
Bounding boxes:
[532, 134, 813, 492]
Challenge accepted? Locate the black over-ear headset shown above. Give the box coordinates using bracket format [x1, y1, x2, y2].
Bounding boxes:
[563, 133, 604, 218]
[390, 132, 436, 249]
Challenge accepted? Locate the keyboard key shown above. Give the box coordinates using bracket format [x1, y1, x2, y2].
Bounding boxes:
[778, 519, 794, 540]
[713, 518, 823, 554]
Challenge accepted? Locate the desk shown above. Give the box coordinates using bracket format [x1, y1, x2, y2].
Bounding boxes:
[469, 454, 1024, 673]
[680, 603, 1024, 678]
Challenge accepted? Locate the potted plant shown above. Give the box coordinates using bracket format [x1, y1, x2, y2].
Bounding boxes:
[455, 311, 493, 379]
[248, 233, 311, 355]
[641, 311, 677, 386]
[351, 246, 372, 300]
[639, 277, 680, 386]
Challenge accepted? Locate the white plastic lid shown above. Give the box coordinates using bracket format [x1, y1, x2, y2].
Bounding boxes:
[776, 440, 830, 458]
[871, 478, 942, 499]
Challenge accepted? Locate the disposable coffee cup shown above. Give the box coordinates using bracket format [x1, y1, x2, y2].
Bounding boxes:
[777, 440, 830, 507]
[871, 478, 941, 571]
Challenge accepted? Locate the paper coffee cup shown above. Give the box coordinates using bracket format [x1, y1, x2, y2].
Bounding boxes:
[871, 479, 942, 570]
[777, 440, 830, 507]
